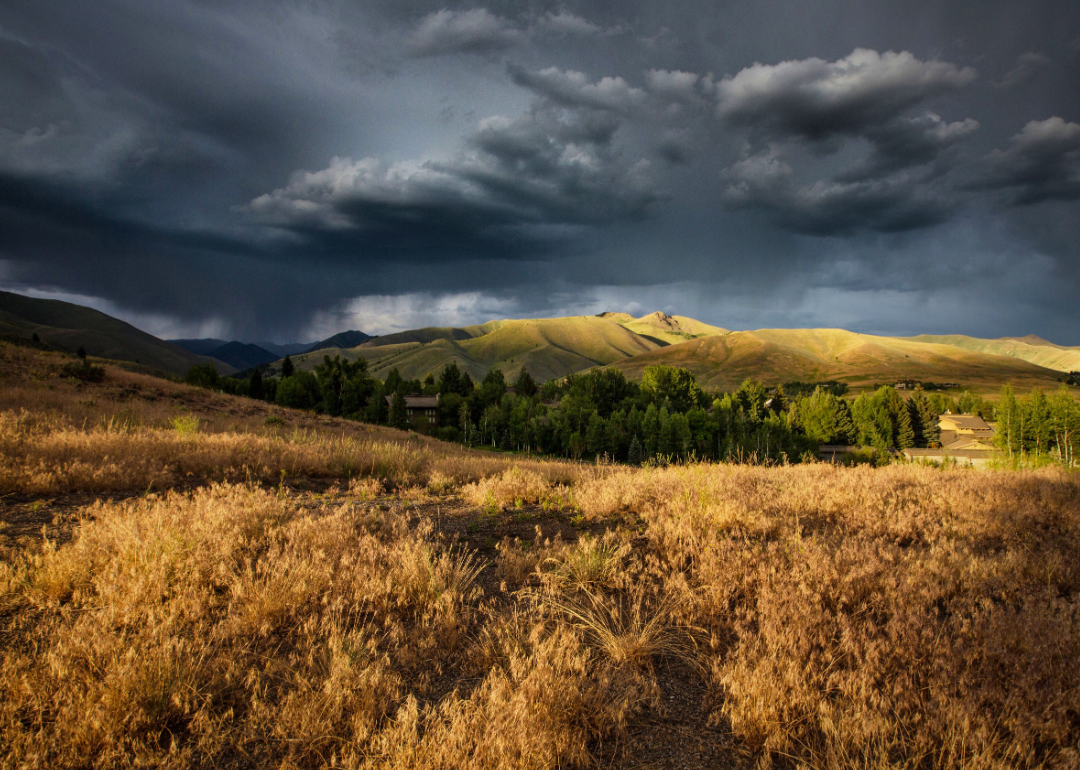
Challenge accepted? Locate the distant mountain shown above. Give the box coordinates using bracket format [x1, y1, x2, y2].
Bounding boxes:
[0, 291, 235, 376]
[169, 338, 229, 356]
[608, 328, 1067, 392]
[275, 315, 665, 382]
[255, 341, 313, 357]
[902, 334, 1080, 373]
[204, 341, 279, 371]
[305, 330, 372, 352]
[599, 311, 729, 346]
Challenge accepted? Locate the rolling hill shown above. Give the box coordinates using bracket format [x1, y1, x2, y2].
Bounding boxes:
[267, 313, 1072, 394]
[608, 328, 1068, 393]
[599, 311, 729, 345]
[276, 315, 664, 381]
[902, 334, 1080, 374]
[0, 290, 234, 376]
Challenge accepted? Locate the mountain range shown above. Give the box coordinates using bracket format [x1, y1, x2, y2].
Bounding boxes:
[270, 311, 1076, 394]
[169, 330, 373, 370]
[2, 289, 1076, 394]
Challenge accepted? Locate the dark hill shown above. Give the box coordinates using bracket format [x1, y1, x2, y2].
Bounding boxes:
[306, 330, 372, 352]
[205, 341, 279, 371]
[169, 338, 229, 356]
[0, 290, 234, 376]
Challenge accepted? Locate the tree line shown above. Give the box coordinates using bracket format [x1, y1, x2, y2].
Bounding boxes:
[184, 356, 1080, 467]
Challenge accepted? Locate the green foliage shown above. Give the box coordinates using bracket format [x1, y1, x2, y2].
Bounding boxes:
[513, 367, 539, 397]
[184, 363, 219, 389]
[170, 414, 200, 434]
[640, 364, 703, 412]
[280, 355, 294, 378]
[389, 391, 408, 430]
[275, 371, 320, 410]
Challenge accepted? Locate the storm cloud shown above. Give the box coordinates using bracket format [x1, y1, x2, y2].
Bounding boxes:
[0, 0, 1078, 342]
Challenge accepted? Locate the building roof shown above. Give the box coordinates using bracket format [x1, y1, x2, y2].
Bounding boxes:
[939, 414, 992, 431]
[384, 394, 440, 408]
[943, 436, 997, 451]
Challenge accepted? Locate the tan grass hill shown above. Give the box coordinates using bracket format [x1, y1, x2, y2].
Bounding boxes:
[0, 290, 235, 376]
[901, 333, 1080, 374]
[280, 314, 678, 382]
[606, 328, 1067, 393]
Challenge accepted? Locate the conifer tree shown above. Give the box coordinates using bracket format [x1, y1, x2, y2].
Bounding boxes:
[628, 435, 643, 465]
[249, 369, 264, 401]
[513, 368, 539, 397]
[389, 391, 409, 430]
[281, 355, 294, 378]
[77, 345, 87, 359]
[438, 363, 461, 395]
[835, 399, 856, 444]
[896, 402, 915, 449]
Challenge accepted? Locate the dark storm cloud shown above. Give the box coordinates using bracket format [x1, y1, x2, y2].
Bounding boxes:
[409, 8, 525, 57]
[994, 53, 1051, 89]
[713, 49, 977, 141]
[968, 117, 1080, 204]
[721, 150, 953, 234]
[1, 0, 1079, 341]
[708, 48, 982, 234]
[247, 99, 662, 254]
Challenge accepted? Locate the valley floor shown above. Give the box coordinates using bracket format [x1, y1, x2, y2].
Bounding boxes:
[2, 344, 1078, 769]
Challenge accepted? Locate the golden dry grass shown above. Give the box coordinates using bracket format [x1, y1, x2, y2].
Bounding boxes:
[3, 342, 1080, 769]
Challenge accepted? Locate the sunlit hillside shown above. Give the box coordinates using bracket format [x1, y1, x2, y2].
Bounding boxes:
[609, 327, 1067, 393]
[282, 315, 664, 381]
[904, 333, 1080, 373]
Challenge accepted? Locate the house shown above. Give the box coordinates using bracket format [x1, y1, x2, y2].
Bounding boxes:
[385, 394, 440, 431]
[936, 413, 996, 449]
[902, 412, 997, 466]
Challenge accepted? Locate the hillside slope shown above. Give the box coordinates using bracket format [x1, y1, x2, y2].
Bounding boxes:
[601, 311, 729, 345]
[281, 316, 662, 381]
[0, 290, 234, 376]
[903, 334, 1080, 373]
[610, 328, 1066, 393]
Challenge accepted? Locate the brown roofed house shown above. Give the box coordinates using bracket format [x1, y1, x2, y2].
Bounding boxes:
[385, 394, 440, 433]
[902, 412, 997, 466]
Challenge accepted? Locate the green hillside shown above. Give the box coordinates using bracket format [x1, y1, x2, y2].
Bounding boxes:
[599, 311, 729, 345]
[0, 290, 235, 376]
[265, 311, 1071, 396]
[281, 315, 663, 381]
[902, 334, 1080, 374]
[608, 328, 1067, 394]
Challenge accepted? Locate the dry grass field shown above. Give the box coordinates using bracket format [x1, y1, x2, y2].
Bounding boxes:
[2, 343, 1079, 769]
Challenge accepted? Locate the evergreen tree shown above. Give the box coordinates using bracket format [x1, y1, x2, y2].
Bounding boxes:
[384, 368, 403, 395]
[76, 345, 87, 359]
[835, 399, 856, 444]
[249, 369, 264, 401]
[896, 402, 915, 449]
[438, 363, 462, 395]
[628, 435, 643, 465]
[364, 382, 388, 424]
[281, 355, 294, 378]
[460, 372, 475, 396]
[389, 391, 409, 430]
[910, 392, 939, 447]
[513, 368, 539, 398]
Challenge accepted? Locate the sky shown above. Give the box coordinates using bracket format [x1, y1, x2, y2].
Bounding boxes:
[1, 0, 1078, 344]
